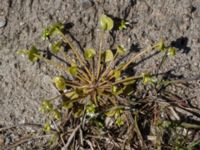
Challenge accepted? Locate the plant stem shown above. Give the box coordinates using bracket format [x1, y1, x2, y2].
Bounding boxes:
[60, 49, 76, 65]
[99, 53, 118, 82]
[78, 69, 91, 83]
[97, 31, 104, 79]
[120, 46, 152, 71]
[112, 75, 142, 85]
[59, 32, 93, 78]
[75, 74, 88, 84]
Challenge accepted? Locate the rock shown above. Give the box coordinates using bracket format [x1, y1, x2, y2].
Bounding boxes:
[0, 19, 6, 28]
[80, 0, 94, 9]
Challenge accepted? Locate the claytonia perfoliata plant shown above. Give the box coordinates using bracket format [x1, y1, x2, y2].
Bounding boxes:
[17, 14, 178, 147]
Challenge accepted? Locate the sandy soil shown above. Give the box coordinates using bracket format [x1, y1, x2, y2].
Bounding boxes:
[0, 0, 200, 148]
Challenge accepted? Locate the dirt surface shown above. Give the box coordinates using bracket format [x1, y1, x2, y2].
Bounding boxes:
[0, 0, 200, 148]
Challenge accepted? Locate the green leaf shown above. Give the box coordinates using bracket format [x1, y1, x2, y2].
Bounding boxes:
[105, 110, 116, 117]
[168, 47, 176, 56]
[63, 101, 73, 110]
[153, 40, 165, 51]
[115, 117, 124, 126]
[142, 73, 157, 85]
[40, 100, 53, 113]
[73, 109, 84, 118]
[65, 90, 79, 99]
[112, 85, 117, 93]
[118, 20, 129, 30]
[86, 104, 96, 114]
[99, 14, 114, 31]
[16, 49, 29, 56]
[69, 66, 78, 76]
[105, 49, 114, 62]
[51, 41, 62, 54]
[84, 48, 96, 60]
[27, 46, 40, 62]
[105, 107, 124, 117]
[53, 76, 66, 90]
[113, 70, 121, 79]
[43, 122, 51, 133]
[42, 23, 64, 40]
[117, 45, 126, 55]
[42, 28, 51, 40]
[112, 85, 123, 95]
[52, 109, 61, 120]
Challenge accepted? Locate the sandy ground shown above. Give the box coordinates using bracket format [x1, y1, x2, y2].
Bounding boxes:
[0, 0, 199, 144]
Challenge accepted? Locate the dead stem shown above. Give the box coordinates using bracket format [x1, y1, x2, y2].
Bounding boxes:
[62, 124, 80, 149]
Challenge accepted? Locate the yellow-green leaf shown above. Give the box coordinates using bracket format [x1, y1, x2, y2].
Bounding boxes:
[73, 109, 84, 118]
[28, 46, 40, 62]
[115, 117, 124, 126]
[16, 49, 29, 56]
[51, 41, 62, 54]
[52, 109, 61, 120]
[40, 100, 53, 113]
[86, 104, 96, 114]
[118, 20, 129, 30]
[105, 49, 114, 62]
[105, 108, 124, 117]
[168, 47, 176, 56]
[53, 76, 66, 90]
[142, 73, 157, 85]
[42, 23, 63, 40]
[112, 85, 117, 93]
[99, 14, 114, 31]
[63, 101, 73, 110]
[105, 110, 116, 117]
[43, 122, 51, 133]
[113, 70, 121, 79]
[84, 48, 96, 60]
[69, 66, 78, 76]
[117, 45, 126, 55]
[112, 85, 123, 95]
[153, 40, 165, 51]
[65, 90, 79, 99]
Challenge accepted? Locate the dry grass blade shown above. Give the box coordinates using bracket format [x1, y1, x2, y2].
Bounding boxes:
[62, 124, 80, 149]
[134, 113, 146, 150]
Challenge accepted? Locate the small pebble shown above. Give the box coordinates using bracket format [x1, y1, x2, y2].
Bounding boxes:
[19, 22, 24, 26]
[0, 19, 6, 28]
[16, 146, 23, 150]
[80, 0, 94, 9]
